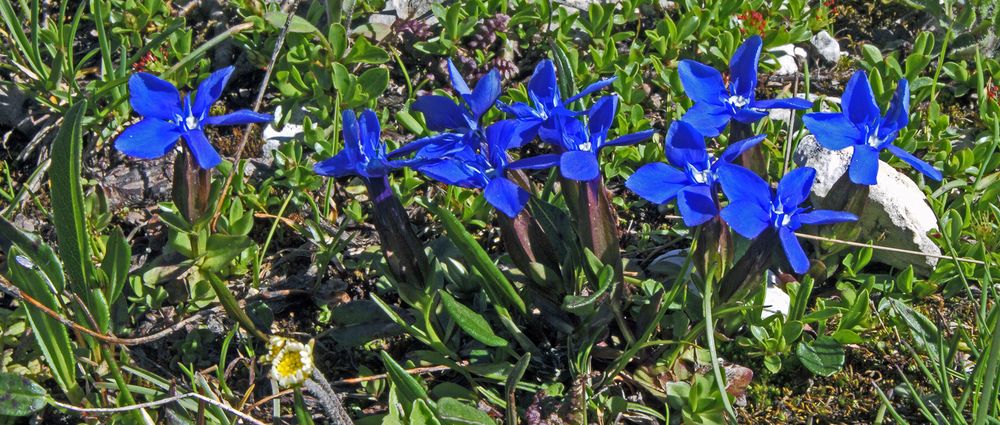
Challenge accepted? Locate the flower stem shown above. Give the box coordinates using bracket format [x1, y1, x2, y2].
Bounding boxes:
[731, 121, 766, 175]
[498, 170, 560, 276]
[717, 229, 778, 302]
[172, 147, 212, 224]
[364, 176, 429, 301]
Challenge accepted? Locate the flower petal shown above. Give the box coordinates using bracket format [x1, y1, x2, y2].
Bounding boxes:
[665, 121, 709, 168]
[719, 134, 766, 164]
[587, 95, 618, 147]
[626, 163, 689, 204]
[566, 77, 617, 104]
[193, 66, 235, 118]
[881, 79, 910, 136]
[313, 152, 355, 178]
[604, 129, 655, 148]
[128, 73, 182, 120]
[114, 118, 181, 159]
[842, 70, 880, 126]
[508, 153, 560, 170]
[779, 227, 810, 273]
[447, 58, 472, 95]
[720, 200, 770, 239]
[802, 112, 863, 150]
[484, 177, 530, 218]
[729, 35, 762, 98]
[203, 110, 273, 126]
[732, 107, 768, 124]
[752, 97, 813, 110]
[678, 60, 727, 104]
[389, 133, 465, 159]
[776, 167, 815, 209]
[887, 145, 942, 181]
[183, 130, 222, 169]
[798, 210, 857, 225]
[559, 150, 601, 181]
[848, 145, 880, 185]
[465, 69, 501, 118]
[341, 111, 363, 164]
[412, 95, 472, 132]
[717, 164, 771, 210]
[681, 102, 731, 137]
[528, 60, 560, 110]
[498, 101, 538, 118]
[677, 185, 718, 226]
[417, 157, 483, 188]
[359, 109, 384, 161]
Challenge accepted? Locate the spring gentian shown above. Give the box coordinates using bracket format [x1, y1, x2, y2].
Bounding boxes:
[396, 60, 502, 158]
[678, 35, 813, 137]
[626, 120, 764, 226]
[314, 109, 431, 180]
[553, 95, 655, 181]
[717, 165, 857, 273]
[801, 70, 942, 185]
[413, 120, 559, 217]
[115, 66, 273, 169]
[499, 59, 617, 146]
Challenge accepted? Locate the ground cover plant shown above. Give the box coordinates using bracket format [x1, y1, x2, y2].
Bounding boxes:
[0, 0, 999, 423]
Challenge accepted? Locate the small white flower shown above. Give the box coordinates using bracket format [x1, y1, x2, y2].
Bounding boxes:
[266, 336, 314, 388]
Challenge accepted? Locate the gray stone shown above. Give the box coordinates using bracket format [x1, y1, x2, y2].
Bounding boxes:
[793, 136, 941, 274]
[810, 30, 842, 63]
[767, 44, 807, 76]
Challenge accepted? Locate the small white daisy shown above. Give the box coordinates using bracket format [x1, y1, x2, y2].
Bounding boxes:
[265, 336, 314, 388]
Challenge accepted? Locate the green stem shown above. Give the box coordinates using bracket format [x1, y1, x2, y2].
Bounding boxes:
[703, 268, 738, 422]
[102, 345, 153, 425]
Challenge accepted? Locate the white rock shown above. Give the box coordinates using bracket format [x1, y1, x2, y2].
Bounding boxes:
[768, 44, 806, 76]
[761, 271, 790, 320]
[810, 30, 843, 63]
[793, 136, 941, 274]
[261, 106, 304, 164]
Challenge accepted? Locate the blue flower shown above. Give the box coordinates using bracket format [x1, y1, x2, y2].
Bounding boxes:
[678, 35, 813, 137]
[552, 95, 655, 181]
[115, 66, 273, 169]
[413, 120, 559, 217]
[395, 60, 502, 158]
[717, 165, 857, 273]
[499, 59, 617, 146]
[314, 110, 430, 179]
[801, 70, 942, 185]
[626, 120, 764, 226]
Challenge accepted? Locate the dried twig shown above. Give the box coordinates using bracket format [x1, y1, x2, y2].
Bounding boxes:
[49, 393, 266, 425]
[210, 0, 304, 231]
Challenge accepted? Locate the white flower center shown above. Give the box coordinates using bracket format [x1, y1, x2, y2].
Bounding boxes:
[184, 114, 199, 131]
[578, 141, 592, 152]
[866, 132, 881, 148]
[691, 168, 711, 184]
[727, 95, 750, 108]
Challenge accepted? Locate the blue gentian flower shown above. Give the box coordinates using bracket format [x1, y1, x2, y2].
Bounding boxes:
[552, 95, 655, 181]
[314, 110, 431, 179]
[499, 59, 617, 146]
[413, 120, 559, 217]
[801, 70, 942, 185]
[395, 60, 502, 158]
[678, 35, 813, 137]
[717, 165, 857, 273]
[115, 66, 273, 169]
[626, 120, 764, 226]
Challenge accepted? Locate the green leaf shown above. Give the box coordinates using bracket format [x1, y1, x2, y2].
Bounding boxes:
[0, 372, 47, 416]
[421, 201, 525, 314]
[411, 399, 442, 425]
[328, 23, 348, 59]
[264, 11, 320, 34]
[380, 351, 429, 410]
[0, 218, 67, 292]
[345, 36, 390, 65]
[439, 292, 508, 347]
[6, 247, 81, 402]
[199, 234, 252, 272]
[436, 397, 495, 425]
[796, 336, 845, 377]
[101, 226, 130, 304]
[359, 67, 390, 99]
[49, 100, 91, 291]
